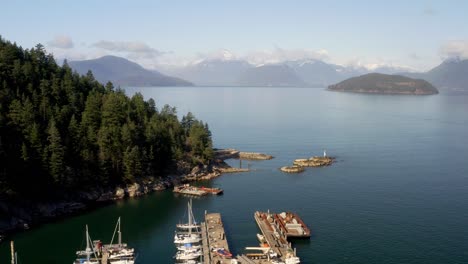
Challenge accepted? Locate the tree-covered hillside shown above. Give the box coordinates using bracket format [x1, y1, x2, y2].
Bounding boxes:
[0, 37, 212, 199]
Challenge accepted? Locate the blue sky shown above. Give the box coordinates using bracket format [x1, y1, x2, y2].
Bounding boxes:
[1, 0, 468, 71]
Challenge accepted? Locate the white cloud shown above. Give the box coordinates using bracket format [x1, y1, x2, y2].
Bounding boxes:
[47, 35, 74, 49]
[440, 40, 468, 60]
[92, 40, 165, 58]
[196, 49, 238, 61]
[244, 47, 329, 65]
[49, 49, 108, 64]
[340, 56, 417, 72]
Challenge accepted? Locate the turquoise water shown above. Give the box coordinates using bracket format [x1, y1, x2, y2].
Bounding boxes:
[1, 87, 468, 263]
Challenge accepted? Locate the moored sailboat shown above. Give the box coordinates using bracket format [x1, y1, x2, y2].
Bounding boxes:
[103, 217, 135, 264]
[74, 225, 100, 264]
[174, 199, 204, 263]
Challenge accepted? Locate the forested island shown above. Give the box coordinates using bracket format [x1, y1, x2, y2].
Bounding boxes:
[328, 73, 439, 95]
[0, 37, 213, 234]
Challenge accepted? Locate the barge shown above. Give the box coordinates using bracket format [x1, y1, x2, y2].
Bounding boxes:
[274, 212, 310, 238]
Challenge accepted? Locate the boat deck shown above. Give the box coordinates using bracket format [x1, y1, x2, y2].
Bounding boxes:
[274, 212, 311, 238]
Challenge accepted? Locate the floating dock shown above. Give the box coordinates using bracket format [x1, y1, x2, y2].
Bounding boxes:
[174, 184, 223, 196]
[254, 211, 300, 263]
[198, 211, 302, 264]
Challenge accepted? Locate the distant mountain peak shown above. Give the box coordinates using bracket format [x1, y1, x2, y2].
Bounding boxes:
[69, 55, 192, 87]
[442, 56, 465, 64]
[220, 49, 235, 60]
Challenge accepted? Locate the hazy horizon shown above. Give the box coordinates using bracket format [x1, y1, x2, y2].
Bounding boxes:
[2, 0, 468, 72]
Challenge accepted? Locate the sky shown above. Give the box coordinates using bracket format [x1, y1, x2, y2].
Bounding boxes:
[1, 0, 468, 71]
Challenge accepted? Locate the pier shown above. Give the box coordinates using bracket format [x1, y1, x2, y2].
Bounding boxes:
[198, 211, 302, 264]
[201, 212, 232, 264]
[254, 211, 299, 262]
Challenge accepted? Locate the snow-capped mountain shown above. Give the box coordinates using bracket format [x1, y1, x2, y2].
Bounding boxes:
[158, 57, 416, 87]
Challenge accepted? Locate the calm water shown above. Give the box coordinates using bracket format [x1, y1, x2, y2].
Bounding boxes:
[1, 87, 468, 264]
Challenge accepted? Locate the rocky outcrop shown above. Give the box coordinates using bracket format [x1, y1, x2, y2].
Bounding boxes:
[280, 166, 305, 173]
[293, 156, 334, 167]
[239, 152, 274, 160]
[280, 156, 335, 174]
[214, 148, 274, 160]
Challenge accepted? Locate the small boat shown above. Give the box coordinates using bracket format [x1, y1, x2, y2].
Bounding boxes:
[285, 256, 301, 264]
[200, 186, 223, 195]
[174, 233, 202, 244]
[257, 233, 266, 243]
[177, 243, 202, 252]
[214, 247, 232, 258]
[74, 225, 100, 264]
[175, 250, 202, 260]
[181, 260, 202, 264]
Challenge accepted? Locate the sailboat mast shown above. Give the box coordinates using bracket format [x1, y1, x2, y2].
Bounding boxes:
[86, 225, 91, 261]
[118, 217, 122, 246]
[188, 199, 192, 235]
[10, 241, 14, 264]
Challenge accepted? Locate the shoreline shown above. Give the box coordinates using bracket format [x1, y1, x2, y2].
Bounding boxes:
[0, 148, 271, 241]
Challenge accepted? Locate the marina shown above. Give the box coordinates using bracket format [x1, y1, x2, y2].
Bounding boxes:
[196, 209, 306, 264]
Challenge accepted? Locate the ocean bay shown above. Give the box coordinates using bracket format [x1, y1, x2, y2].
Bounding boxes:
[1, 87, 467, 264]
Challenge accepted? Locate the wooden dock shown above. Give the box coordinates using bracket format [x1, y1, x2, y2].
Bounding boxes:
[201, 222, 210, 264]
[197, 211, 301, 264]
[201, 212, 233, 264]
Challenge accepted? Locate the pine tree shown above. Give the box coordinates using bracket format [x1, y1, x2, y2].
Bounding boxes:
[47, 120, 64, 183]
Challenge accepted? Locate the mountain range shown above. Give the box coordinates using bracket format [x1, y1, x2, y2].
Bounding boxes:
[69, 55, 468, 93]
[161, 58, 415, 87]
[400, 58, 468, 93]
[69, 55, 192, 87]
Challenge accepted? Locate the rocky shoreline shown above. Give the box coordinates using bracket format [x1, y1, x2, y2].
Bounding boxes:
[0, 149, 262, 240]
